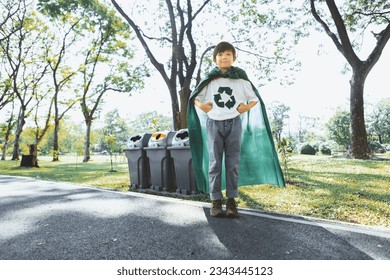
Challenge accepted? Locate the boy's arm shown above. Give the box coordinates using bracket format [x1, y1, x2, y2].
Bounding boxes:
[194, 98, 213, 113]
[237, 80, 259, 113]
[237, 101, 257, 114]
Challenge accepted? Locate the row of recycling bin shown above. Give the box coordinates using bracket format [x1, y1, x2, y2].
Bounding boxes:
[124, 129, 198, 195]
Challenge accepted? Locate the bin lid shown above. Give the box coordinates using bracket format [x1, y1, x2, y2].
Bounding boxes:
[151, 132, 167, 142]
[148, 131, 170, 147]
[172, 129, 190, 147]
[127, 133, 151, 148]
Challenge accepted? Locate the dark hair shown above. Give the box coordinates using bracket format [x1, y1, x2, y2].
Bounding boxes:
[213, 41, 236, 61]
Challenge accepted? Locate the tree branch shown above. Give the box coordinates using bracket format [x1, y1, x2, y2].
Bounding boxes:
[187, 0, 210, 28]
[185, 0, 198, 86]
[111, 0, 169, 84]
[176, 0, 186, 86]
[166, 0, 178, 83]
[365, 23, 390, 72]
[139, 28, 172, 43]
[352, 10, 390, 20]
[196, 45, 215, 86]
[310, 0, 360, 66]
[310, 0, 342, 49]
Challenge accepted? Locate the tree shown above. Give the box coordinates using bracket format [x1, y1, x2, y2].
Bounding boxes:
[310, 0, 390, 159]
[111, 1, 304, 130]
[269, 101, 290, 143]
[99, 109, 126, 171]
[325, 108, 350, 150]
[296, 114, 318, 143]
[103, 133, 118, 172]
[0, 4, 49, 160]
[100, 109, 129, 152]
[111, 0, 210, 130]
[38, 0, 146, 162]
[31, 92, 53, 146]
[0, 0, 25, 42]
[128, 111, 172, 135]
[367, 98, 390, 144]
[0, 103, 15, 160]
[39, 1, 88, 162]
[35, 118, 83, 155]
[0, 0, 25, 111]
[45, 20, 79, 162]
[77, 6, 146, 163]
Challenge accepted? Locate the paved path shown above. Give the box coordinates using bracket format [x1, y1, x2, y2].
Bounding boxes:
[1, 175, 390, 260]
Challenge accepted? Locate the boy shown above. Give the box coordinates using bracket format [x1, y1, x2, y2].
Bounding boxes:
[194, 42, 258, 217]
[187, 42, 285, 218]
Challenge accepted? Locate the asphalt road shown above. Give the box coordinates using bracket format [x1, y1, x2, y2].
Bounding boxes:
[1, 175, 390, 260]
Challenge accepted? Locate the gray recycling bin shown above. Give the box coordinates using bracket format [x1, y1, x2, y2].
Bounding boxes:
[168, 129, 198, 195]
[124, 133, 151, 189]
[144, 131, 177, 192]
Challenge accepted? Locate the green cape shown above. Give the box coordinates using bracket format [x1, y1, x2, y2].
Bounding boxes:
[187, 66, 285, 194]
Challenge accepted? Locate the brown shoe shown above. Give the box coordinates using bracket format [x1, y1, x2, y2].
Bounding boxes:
[226, 198, 238, 218]
[210, 200, 224, 217]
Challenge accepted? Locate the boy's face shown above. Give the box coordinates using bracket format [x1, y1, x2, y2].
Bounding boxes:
[214, 50, 235, 73]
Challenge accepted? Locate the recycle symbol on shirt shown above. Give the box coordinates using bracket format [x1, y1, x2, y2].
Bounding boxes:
[214, 87, 236, 109]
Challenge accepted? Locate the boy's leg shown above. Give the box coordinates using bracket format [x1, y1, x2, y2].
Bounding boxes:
[206, 118, 224, 201]
[224, 116, 242, 199]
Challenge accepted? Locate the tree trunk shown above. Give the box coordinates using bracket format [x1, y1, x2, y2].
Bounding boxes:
[11, 108, 26, 160]
[1, 116, 14, 160]
[168, 83, 181, 130]
[349, 69, 370, 159]
[1, 140, 9, 161]
[83, 119, 92, 162]
[11, 130, 21, 160]
[52, 119, 60, 161]
[179, 87, 191, 129]
[1, 141, 8, 160]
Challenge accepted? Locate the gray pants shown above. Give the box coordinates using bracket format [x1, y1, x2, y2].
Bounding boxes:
[206, 116, 242, 200]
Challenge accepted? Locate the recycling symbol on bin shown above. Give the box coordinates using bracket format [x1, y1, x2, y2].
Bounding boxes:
[214, 87, 236, 109]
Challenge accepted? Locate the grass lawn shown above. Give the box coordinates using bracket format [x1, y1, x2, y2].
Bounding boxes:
[1, 153, 389, 228]
[239, 154, 390, 228]
[0, 154, 131, 191]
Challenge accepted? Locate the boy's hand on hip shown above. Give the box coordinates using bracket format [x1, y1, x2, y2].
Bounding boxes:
[201, 102, 213, 113]
[237, 103, 248, 114]
[237, 101, 258, 114]
[195, 99, 213, 113]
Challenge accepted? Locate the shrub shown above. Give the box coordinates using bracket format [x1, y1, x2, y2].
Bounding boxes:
[319, 142, 332, 155]
[309, 141, 322, 153]
[299, 143, 316, 155]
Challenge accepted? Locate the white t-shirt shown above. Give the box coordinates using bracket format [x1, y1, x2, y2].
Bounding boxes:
[196, 77, 259, 121]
